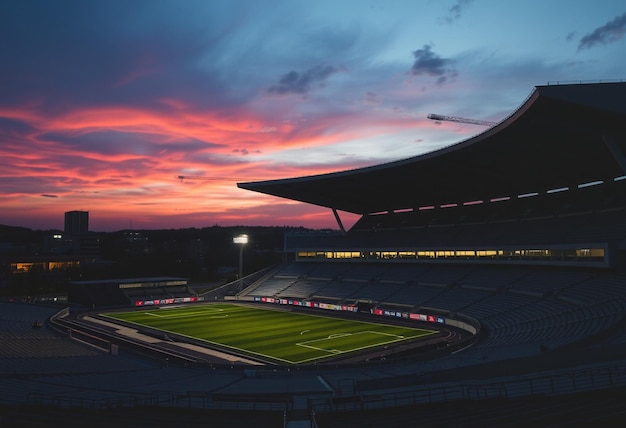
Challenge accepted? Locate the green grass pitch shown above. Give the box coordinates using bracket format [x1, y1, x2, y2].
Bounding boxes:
[104, 303, 437, 364]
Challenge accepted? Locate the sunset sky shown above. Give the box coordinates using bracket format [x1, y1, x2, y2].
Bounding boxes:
[1, 0, 625, 232]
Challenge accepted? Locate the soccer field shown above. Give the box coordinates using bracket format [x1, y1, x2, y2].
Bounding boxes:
[104, 303, 437, 364]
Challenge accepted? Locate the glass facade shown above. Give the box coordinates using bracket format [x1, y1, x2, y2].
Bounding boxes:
[11, 260, 80, 273]
[296, 246, 606, 266]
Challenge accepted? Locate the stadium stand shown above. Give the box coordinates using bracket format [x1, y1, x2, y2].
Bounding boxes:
[68, 277, 197, 308]
[3, 82, 626, 426]
[0, 303, 101, 359]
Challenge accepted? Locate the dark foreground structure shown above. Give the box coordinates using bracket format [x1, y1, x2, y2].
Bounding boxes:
[3, 81, 626, 427]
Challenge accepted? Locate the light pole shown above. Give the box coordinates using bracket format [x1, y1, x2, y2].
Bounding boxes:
[233, 234, 248, 293]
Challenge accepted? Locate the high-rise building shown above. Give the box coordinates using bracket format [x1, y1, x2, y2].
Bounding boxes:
[64, 210, 89, 235]
[62, 210, 99, 258]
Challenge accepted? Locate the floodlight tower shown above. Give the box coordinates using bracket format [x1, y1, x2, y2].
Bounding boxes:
[233, 234, 248, 293]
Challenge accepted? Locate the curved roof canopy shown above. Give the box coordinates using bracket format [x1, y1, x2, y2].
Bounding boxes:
[238, 82, 626, 215]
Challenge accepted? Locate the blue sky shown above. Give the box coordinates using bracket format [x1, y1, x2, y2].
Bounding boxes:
[1, 0, 625, 231]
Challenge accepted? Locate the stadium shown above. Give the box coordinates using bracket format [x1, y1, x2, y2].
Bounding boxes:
[3, 81, 626, 427]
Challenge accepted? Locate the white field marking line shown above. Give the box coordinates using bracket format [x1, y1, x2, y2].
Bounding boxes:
[296, 342, 343, 354]
[328, 333, 350, 339]
[300, 330, 310, 335]
[293, 331, 422, 364]
[143, 308, 226, 319]
[112, 314, 296, 365]
[105, 307, 300, 365]
[370, 331, 405, 339]
[110, 304, 435, 365]
[295, 330, 406, 355]
[255, 306, 437, 334]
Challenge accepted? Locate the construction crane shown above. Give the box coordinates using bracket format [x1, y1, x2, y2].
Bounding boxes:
[177, 175, 255, 182]
[428, 113, 496, 127]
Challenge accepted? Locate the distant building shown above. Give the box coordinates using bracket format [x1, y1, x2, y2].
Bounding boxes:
[3, 213, 100, 284]
[10, 255, 80, 275]
[62, 210, 99, 258]
[64, 210, 89, 235]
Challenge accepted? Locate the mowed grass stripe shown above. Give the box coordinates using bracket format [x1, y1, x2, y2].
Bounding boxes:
[104, 303, 436, 364]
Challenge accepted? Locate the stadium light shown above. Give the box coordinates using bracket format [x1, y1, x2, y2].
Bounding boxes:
[233, 234, 248, 293]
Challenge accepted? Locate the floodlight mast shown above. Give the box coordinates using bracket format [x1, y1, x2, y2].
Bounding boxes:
[428, 113, 496, 127]
[233, 234, 248, 294]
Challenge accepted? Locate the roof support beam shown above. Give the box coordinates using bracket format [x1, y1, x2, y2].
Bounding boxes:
[332, 208, 346, 235]
[603, 134, 626, 175]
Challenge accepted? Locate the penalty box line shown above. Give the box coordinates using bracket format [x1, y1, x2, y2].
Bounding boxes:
[296, 330, 406, 354]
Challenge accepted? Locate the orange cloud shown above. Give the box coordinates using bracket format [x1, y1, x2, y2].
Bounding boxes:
[0, 87, 452, 231]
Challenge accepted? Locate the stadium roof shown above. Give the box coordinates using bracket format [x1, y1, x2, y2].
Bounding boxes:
[238, 82, 626, 216]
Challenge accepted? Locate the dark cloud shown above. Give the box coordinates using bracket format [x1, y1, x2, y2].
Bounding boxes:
[445, 0, 473, 23]
[0, 117, 35, 137]
[94, 177, 134, 186]
[268, 64, 337, 96]
[39, 130, 218, 157]
[0, 175, 82, 196]
[364, 92, 380, 105]
[232, 148, 261, 156]
[566, 31, 577, 43]
[410, 45, 457, 85]
[0, 0, 247, 114]
[578, 13, 626, 51]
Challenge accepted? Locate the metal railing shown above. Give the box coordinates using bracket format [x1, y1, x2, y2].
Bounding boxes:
[309, 363, 626, 413]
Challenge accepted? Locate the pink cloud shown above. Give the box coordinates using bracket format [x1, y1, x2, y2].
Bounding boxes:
[0, 100, 378, 230]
